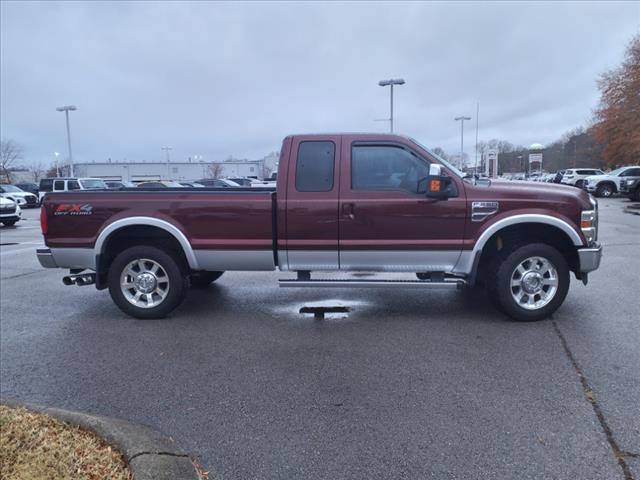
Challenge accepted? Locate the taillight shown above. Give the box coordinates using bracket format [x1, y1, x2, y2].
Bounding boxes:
[40, 205, 48, 235]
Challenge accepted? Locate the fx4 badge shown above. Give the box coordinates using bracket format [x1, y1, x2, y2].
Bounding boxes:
[54, 204, 93, 216]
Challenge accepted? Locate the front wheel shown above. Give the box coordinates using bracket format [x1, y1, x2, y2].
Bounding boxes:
[108, 246, 188, 319]
[595, 183, 614, 197]
[1, 220, 17, 226]
[486, 243, 570, 322]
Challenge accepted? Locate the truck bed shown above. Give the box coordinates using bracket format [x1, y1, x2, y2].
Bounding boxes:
[42, 188, 278, 271]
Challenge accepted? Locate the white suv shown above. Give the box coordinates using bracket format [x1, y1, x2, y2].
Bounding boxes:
[0, 196, 21, 226]
[560, 168, 604, 188]
[38, 177, 107, 201]
[583, 166, 640, 197]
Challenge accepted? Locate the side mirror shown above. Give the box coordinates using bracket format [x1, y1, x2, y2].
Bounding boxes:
[418, 164, 452, 199]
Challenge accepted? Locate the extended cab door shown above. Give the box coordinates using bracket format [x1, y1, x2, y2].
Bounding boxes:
[338, 136, 467, 272]
[284, 135, 341, 270]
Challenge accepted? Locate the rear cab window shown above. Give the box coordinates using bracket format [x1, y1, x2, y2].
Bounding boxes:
[295, 141, 335, 192]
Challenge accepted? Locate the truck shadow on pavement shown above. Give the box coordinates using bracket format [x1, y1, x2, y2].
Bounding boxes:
[169, 282, 507, 326]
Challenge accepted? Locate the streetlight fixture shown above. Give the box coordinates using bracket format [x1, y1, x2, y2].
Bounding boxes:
[378, 78, 405, 133]
[56, 105, 77, 177]
[454, 115, 471, 170]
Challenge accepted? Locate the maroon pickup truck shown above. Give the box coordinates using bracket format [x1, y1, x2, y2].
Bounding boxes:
[37, 133, 602, 321]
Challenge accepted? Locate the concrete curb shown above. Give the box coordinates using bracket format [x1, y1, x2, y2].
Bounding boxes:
[2, 400, 202, 480]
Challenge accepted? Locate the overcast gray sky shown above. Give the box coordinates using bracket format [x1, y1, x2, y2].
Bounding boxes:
[1, 1, 639, 166]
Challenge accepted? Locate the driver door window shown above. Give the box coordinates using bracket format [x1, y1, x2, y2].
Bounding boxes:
[53, 180, 65, 191]
[351, 145, 429, 193]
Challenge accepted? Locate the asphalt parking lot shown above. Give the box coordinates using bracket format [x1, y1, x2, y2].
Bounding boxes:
[1, 200, 639, 480]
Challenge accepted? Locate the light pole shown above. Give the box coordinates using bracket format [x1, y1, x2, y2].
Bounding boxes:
[56, 105, 77, 177]
[378, 78, 405, 133]
[161, 146, 172, 179]
[454, 115, 471, 170]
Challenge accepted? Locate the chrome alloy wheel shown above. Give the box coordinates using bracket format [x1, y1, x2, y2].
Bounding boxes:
[510, 256, 558, 310]
[120, 258, 170, 309]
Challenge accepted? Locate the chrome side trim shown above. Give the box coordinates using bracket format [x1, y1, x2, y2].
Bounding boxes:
[277, 250, 289, 271]
[451, 251, 475, 275]
[193, 250, 275, 271]
[49, 248, 95, 269]
[340, 250, 462, 272]
[36, 248, 57, 268]
[288, 250, 339, 271]
[94, 216, 199, 269]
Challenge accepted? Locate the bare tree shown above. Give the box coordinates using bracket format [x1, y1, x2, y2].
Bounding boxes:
[29, 161, 47, 182]
[0, 139, 24, 182]
[431, 147, 450, 161]
[207, 163, 224, 179]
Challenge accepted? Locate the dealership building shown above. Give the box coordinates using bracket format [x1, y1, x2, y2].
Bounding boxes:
[73, 153, 279, 182]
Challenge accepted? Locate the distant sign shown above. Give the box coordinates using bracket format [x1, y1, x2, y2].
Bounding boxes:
[486, 149, 499, 178]
[529, 153, 543, 164]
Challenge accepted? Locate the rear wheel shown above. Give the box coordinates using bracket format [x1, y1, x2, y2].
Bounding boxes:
[486, 243, 569, 322]
[189, 271, 224, 288]
[575, 180, 585, 189]
[595, 183, 614, 197]
[108, 246, 188, 319]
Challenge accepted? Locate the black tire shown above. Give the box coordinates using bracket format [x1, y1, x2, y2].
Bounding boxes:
[486, 243, 570, 322]
[189, 271, 224, 288]
[1, 220, 16, 226]
[595, 183, 614, 197]
[633, 188, 640, 202]
[108, 245, 188, 319]
[575, 180, 585, 189]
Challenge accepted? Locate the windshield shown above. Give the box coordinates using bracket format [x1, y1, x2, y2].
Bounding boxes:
[79, 179, 107, 189]
[222, 179, 241, 187]
[608, 167, 627, 176]
[409, 138, 465, 178]
[1, 185, 23, 192]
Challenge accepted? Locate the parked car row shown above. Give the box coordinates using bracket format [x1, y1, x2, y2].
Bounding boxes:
[582, 166, 640, 198]
[0, 184, 39, 208]
[503, 166, 640, 199]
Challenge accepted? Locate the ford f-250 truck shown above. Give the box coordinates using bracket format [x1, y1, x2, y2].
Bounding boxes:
[37, 133, 602, 321]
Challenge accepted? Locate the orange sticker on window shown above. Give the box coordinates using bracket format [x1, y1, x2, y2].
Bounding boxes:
[430, 180, 441, 191]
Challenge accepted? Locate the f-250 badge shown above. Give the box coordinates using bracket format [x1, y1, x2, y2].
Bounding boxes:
[54, 204, 93, 216]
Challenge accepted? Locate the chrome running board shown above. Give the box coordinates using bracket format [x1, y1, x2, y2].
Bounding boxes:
[279, 278, 466, 289]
